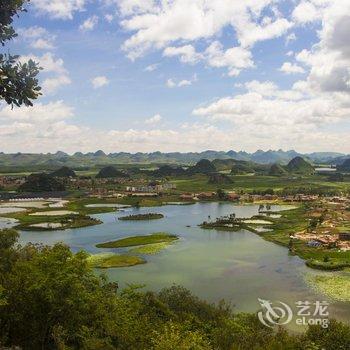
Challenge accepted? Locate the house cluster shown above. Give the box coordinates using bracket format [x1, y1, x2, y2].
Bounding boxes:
[0, 176, 26, 188]
[126, 182, 176, 194]
[89, 188, 126, 198]
[180, 192, 216, 201]
[295, 232, 350, 251]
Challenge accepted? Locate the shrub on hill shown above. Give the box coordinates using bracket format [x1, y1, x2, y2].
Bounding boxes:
[19, 173, 65, 192]
[208, 173, 233, 184]
[96, 166, 129, 178]
[153, 165, 185, 177]
[187, 159, 216, 175]
[337, 158, 350, 172]
[269, 163, 287, 176]
[230, 161, 255, 175]
[328, 172, 344, 182]
[50, 166, 76, 178]
[211, 159, 237, 171]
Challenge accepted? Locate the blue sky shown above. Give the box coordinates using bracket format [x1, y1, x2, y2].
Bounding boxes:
[1, 0, 349, 153]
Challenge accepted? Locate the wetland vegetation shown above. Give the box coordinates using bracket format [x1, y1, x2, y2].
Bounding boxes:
[118, 213, 164, 221]
[96, 232, 178, 249]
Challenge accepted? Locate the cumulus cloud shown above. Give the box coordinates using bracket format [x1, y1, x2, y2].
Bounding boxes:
[18, 26, 56, 50]
[166, 75, 197, 88]
[279, 62, 305, 74]
[144, 63, 159, 72]
[292, 1, 323, 24]
[118, 0, 292, 60]
[105, 14, 114, 23]
[79, 16, 99, 31]
[20, 53, 71, 94]
[0, 101, 74, 123]
[204, 41, 254, 76]
[145, 114, 162, 125]
[91, 76, 109, 89]
[32, 0, 87, 20]
[42, 76, 72, 95]
[294, 1, 350, 94]
[163, 45, 203, 64]
[192, 79, 350, 150]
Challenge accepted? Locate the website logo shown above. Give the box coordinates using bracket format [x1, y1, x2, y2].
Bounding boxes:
[257, 299, 329, 328]
[257, 298, 293, 327]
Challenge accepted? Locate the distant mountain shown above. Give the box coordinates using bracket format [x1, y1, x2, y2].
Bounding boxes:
[153, 165, 185, 177]
[94, 150, 106, 157]
[269, 163, 287, 176]
[306, 152, 346, 163]
[187, 159, 216, 175]
[337, 158, 350, 172]
[50, 166, 76, 178]
[208, 173, 233, 184]
[251, 149, 301, 164]
[96, 166, 129, 178]
[212, 159, 237, 171]
[286, 157, 314, 175]
[0, 150, 346, 169]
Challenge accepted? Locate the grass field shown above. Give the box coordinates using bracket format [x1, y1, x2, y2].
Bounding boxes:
[96, 232, 178, 248]
[129, 242, 174, 255]
[306, 273, 350, 302]
[87, 252, 146, 268]
[171, 174, 350, 193]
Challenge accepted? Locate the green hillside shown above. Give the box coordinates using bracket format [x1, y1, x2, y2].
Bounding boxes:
[96, 166, 129, 178]
[269, 163, 287, 176]
[19, 173, 65, 192]
[51, 166, 76, 178]
[286, 156, 314, 175]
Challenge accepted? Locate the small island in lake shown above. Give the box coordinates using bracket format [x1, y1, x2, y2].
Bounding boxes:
[96, 232, 178, 248]
[118, 213, 164, 221]
[87, 252, 145, 268]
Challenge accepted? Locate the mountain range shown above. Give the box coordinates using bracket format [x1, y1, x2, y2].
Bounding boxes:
[0, 150, 348, 169]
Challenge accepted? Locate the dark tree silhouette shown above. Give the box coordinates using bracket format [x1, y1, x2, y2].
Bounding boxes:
[0, 0, 41, 107]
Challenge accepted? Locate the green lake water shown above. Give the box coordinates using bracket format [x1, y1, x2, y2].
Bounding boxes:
[18, 202, 350, 329]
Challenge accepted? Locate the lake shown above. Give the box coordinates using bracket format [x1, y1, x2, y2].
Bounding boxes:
[18, 202, 350, 329]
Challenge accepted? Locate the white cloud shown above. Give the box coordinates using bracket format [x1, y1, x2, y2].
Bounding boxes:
[166, 79, 176, 88]
[144, 63, 159, 72]
[0, 101, 74, 123]
[32, 0, 87, 20]
[19, 53, 71, 95]
[42, 76, 72, 94]
[114, 0, 156, 17]
[79, 16, 99, 31]
[294, 1, 350, 94]
[118, 0, 292, 60]
[178, 80, 192, 87]
[105, 14, 114, 23]
[18, 26, 56, 50]
[91, 76, 109, 89]
[292, 1, 323, 24]
[279, 62, 305, 74]
[193, 80, 350, 131]
[145, 114, 162, 125]
[285, 32, 296, 45]
[190, 78, 350, 152]
[163, 45, 203, 64]
[163, 41, 254, 76]
[204, 41, 254, 76]
[31, 38, 55, 50]
[20, 52, 66, 75]
[166, 75, 197, 88]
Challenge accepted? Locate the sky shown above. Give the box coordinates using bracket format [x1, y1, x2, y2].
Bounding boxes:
[0, 0, 349, 154]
